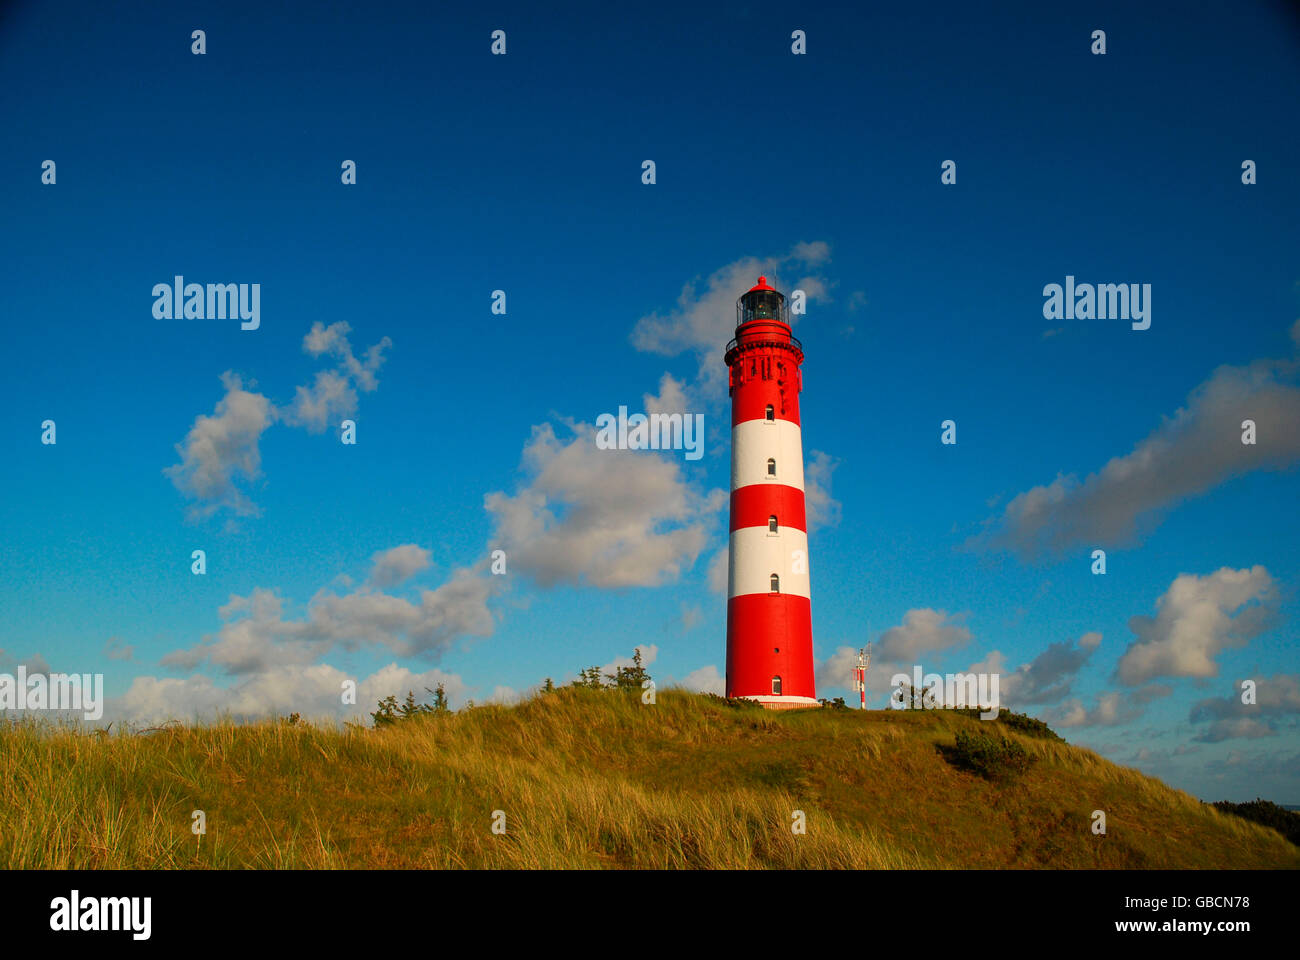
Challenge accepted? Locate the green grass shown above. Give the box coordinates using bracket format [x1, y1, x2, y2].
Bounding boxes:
[0, 688, 1295, 869]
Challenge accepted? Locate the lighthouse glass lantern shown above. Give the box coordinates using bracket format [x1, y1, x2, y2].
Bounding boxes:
[736, 285, 789, 325]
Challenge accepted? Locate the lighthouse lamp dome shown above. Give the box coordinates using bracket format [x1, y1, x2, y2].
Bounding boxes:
[736, 276, 788, 326]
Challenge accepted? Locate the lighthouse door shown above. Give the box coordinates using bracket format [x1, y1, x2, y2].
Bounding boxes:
[772, 676, 782, 696]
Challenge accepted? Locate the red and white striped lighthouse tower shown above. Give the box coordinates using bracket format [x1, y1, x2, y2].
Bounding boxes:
[724, 277, 819, 709]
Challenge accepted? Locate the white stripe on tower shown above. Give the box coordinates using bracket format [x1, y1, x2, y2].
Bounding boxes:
[728, 527, 810, 598]
[730, 420, 806, 493]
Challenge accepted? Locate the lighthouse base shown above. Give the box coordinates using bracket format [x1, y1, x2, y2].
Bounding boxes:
[732, 695, 822, 711]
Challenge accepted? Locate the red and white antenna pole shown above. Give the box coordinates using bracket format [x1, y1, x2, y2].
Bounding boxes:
[853, 644, 871, 709]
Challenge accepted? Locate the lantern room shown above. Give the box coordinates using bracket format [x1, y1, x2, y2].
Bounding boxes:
[736, 276, 788, 326]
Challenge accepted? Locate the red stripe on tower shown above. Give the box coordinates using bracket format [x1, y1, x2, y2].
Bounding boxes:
[723, 277, 819, 710]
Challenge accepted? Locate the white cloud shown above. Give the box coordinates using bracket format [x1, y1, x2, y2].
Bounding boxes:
[876, 608, 972, 662]
[164, 371, 275, 519]
[282, 369, 355, 434]
[1044, 685, 1172, 728]
[788, 241, 832, 266]
[1115, 566, 1277, 685]
[974, 345, 1300, 558]
[964, 649, 1008, 678]
[999, 631, 1102, 705]
[485, 685, 520, 705]
[0, 649, 52, 674]
[368, 544, 432, 588]
[162, 565, 498, 676]
[707, 547, 729, 595]
[1190, 673, 1300, 742]
[282, 321, 392, 432]
[600, 644, 658, 677]
[485, 422, 724, 588]
[643, 372, 690, 417]
[679, 664, 725, 696]
[111, 662, 469, 725]
[804, 450, 842, 531]
[1192, 716, 1277, 741]
[168, 322, 392, 519]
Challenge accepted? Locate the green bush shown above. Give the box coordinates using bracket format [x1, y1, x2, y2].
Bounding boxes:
[1211, 798, 1300, 846]
[703, 693, 762, 710]
[370, 684, 450, 727]
[946, 729, 1035, 780]
[996, 710, 1064, 742]
[952, 708, 1064, 742]
[568, 648, 653, 692]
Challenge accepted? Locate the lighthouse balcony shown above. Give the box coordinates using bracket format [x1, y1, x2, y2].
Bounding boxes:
[724, 329, 802, 363]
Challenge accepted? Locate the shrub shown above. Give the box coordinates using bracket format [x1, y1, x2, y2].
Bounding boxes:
[946, 729, 1035, 780]
[568, 649, 653, 692]
[607, 648, 651, 690]
[1211, 798, 1300, 847]
[370, 684, 450, 727]
[996, 710, 1064, 742]
[703, 693, 762, 710]
[570, 666, 606, 690]
[952, 708, 1064, 742]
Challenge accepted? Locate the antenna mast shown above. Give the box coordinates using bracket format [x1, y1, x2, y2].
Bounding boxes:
[853, 643, 871, 710]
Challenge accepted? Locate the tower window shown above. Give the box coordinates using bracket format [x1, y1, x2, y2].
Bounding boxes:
[768, 515, 778, 533]
[765, 404, 774, 421]
[770, 573, 780, 592]
[772, 675, 782, 696]
[766, 458, 776, 476]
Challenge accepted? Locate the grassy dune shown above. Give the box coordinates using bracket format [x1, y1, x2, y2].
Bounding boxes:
[0, 688, 1295, 869]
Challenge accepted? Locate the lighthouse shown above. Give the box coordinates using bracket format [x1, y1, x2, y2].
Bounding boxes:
[724, 277, 819, 709]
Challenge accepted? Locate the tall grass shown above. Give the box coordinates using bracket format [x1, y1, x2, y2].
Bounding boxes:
[0, 690, 1294, 869]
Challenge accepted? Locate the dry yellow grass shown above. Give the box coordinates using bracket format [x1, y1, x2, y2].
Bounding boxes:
[0, 689, 1294, 869]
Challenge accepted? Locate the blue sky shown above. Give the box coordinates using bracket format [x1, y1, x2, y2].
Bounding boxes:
[1, 0, 1297, 803]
